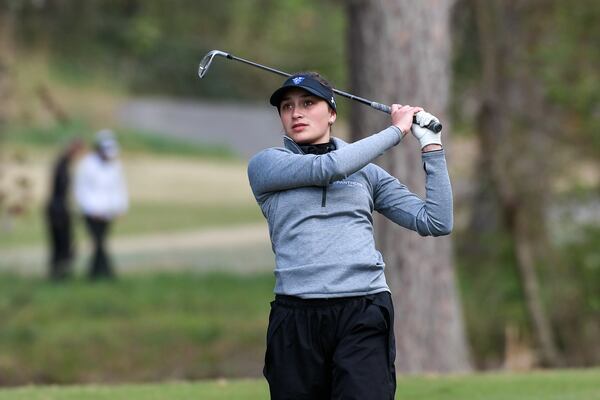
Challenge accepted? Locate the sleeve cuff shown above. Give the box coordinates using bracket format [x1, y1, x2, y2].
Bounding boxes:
[389, 126, 404, 143]
[421, 149, 446, 159]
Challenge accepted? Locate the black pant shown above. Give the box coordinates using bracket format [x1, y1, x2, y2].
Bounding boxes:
[264, 291, 396, 400]
[46, 207, 73, 280]
[84, 216, 114, 279]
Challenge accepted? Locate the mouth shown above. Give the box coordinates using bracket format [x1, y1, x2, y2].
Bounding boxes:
[291, 123, 308, 132]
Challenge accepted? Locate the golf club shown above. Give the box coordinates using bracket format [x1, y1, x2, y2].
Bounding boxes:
[198, 50, 443, 133]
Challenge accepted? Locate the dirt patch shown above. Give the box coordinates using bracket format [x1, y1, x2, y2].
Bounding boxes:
[125, 155, 254, 206]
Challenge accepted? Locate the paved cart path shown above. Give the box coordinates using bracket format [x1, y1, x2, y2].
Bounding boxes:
[118, 98, 284, 159]
[0, 223, 274, 276]
[117, 97, 351, 158]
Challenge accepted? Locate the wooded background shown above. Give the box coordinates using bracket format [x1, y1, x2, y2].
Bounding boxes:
[1, 0, 598, 377]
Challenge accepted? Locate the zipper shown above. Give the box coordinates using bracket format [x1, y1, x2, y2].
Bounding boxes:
[321, 186, 327, 207]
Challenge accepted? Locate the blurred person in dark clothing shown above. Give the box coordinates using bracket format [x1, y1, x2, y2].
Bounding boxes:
[45, 138, 84, 280]
[74, 130, 128, 280]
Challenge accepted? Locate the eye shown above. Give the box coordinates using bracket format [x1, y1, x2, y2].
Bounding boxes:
[303, 99, 314, 107]
[280, 103, 293, 112]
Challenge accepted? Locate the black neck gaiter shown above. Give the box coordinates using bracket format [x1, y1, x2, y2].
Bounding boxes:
[299, 140, 336, 155]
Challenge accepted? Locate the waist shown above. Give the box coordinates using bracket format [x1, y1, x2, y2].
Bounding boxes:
[275, 291, 389, 308]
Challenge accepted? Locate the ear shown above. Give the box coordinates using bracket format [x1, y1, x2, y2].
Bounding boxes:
[328, 110, 337, 125]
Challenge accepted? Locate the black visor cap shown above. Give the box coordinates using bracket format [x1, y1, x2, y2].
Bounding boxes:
[270, 74, 337, 111]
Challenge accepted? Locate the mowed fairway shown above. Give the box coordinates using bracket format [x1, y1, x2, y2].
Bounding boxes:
[0, 369, 599, 400]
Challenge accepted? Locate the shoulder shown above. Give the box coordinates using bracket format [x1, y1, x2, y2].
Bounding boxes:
[363, 163, 405, 193]
[248, 147, 293, 170]
[250, 146, 292, 159]
[77, 154, 96, 169]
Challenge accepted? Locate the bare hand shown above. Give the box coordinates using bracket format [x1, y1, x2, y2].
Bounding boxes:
[391, 104, 423, 133]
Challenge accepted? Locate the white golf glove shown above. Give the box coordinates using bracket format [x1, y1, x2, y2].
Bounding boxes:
[412, 111, 442, 149]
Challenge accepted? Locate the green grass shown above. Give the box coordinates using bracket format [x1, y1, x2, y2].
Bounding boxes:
[112, 203, 263, 236]
[0, 369, 599, 400]
[0, 272, 274, 385]
[0, 271, 599, 395]
[0, 202, 263, 249]
[397, 369, 600, 399]
[3, 120, 236, 160]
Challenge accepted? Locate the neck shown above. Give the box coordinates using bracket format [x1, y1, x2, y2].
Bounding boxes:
[308, 129, 331, 145]
[298, 139, 336, 155]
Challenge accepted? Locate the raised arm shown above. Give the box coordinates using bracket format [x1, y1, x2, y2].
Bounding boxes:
[248, 126, 402, 200]
[373, 150, 453, 236]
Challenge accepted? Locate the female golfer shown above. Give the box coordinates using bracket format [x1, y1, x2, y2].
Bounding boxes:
[248, 72, 452, 400]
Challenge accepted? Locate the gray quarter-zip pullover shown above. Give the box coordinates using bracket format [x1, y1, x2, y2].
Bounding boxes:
[247, 126, 452, 298]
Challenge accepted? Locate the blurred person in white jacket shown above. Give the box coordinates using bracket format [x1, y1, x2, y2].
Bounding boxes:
[74, 130, 128, 279]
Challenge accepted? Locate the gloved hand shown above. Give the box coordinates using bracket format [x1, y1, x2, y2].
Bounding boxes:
[412, 111, 442, 149]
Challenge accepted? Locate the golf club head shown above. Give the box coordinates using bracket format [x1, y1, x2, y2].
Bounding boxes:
[198, 50, 229, 79]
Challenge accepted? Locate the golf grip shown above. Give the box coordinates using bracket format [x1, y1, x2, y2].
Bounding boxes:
[371, 102, 443, 133]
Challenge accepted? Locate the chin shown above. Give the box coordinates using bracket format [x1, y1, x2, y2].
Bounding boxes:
[291, 132, 329, 145]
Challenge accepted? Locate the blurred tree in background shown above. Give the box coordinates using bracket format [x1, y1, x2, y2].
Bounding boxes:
[471, 0, 561, 367]
[453, 0, 599, 157]
[543, 0, 600, 158]
[10, 0, 346, 100]
[453, 0, 599, 368]
[347, 0, 471, 374]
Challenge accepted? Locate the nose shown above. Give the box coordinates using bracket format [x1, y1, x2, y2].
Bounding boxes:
[292, 106, 303, 119]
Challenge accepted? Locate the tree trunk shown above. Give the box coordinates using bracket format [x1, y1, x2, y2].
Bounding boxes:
[347, 0, 471, 373]
[472, 0, 560, 367]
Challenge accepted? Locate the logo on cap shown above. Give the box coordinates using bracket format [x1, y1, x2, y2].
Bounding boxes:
[292, 76, 305, 85]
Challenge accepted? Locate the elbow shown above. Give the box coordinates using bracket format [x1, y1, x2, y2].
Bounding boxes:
[420, 211, 453, 237]
[432, 225, 453, 237]
[430, 218, 453, 236]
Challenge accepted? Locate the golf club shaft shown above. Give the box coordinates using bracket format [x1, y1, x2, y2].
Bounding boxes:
[208, 51, 442, 132]
[227, 53, 290, 79]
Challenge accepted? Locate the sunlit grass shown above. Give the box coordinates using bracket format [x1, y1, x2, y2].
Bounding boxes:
[2, 120, 236, 160]
[0, 369, 599, 400]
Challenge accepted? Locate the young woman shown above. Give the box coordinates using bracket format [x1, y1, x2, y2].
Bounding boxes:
[247, 72, 452, 400]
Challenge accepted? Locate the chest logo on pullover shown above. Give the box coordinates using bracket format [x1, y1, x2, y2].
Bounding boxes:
[332, 180, 363, 188]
